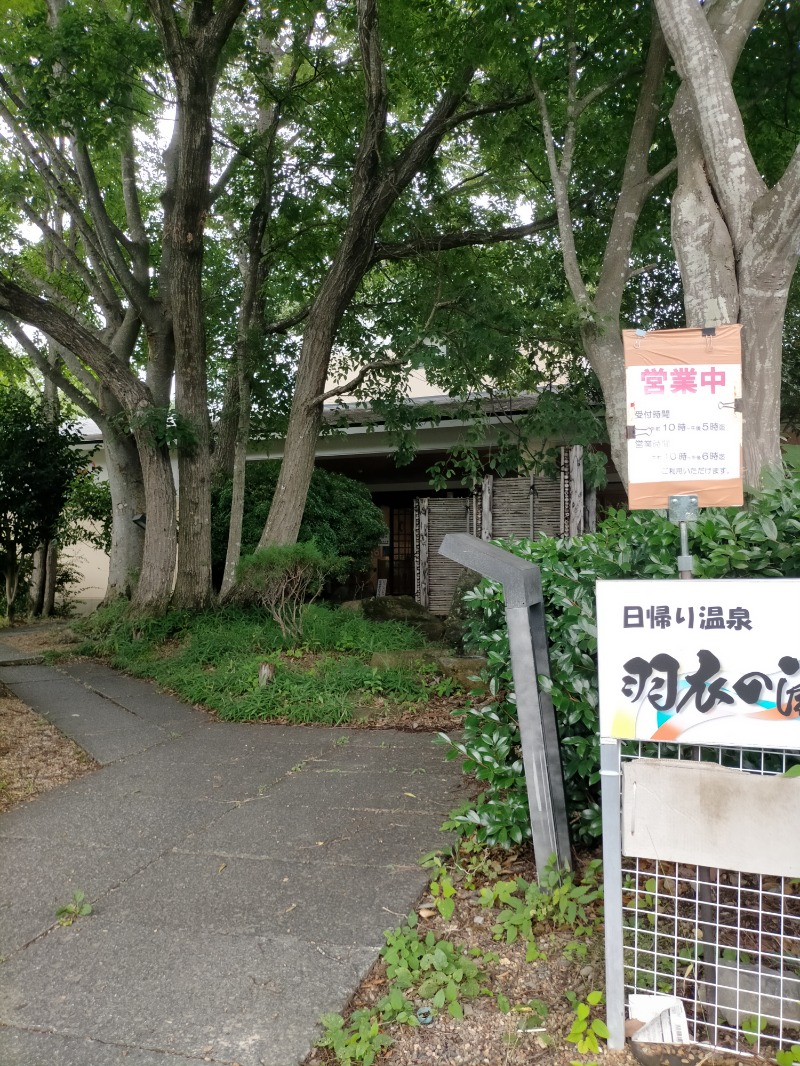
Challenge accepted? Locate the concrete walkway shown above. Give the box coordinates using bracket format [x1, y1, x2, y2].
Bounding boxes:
[0, 642, 468, 1066]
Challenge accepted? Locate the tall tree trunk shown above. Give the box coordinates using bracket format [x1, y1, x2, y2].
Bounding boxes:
[130, 427, 177, 613]
[212, 367, 239, 483]
[29, 353, 60, 618]
[165, 74, 213, 610]
[259, 0, 477, 546]
[737, 254, 796, 484]
[103, 424, 146, 603]
[258, 349, 324, 547]
[219, 370, 251, 598]
[4, 559, 19, 622]
[258, 258, 363, 547]
[583, 331, 629, 488]
[219, 211, 267, 593]
[41, 539, 58, 617]
[146, 0, 246, 608]
[28, 546, 46, 617]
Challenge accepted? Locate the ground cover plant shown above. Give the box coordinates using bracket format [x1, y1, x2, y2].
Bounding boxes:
[307, 845, 632, 1066]
[72, 602, 453, 725]
[443, 465, 800, 849]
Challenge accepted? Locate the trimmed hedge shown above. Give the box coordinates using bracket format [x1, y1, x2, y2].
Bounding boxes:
[445, 467, 800, 847]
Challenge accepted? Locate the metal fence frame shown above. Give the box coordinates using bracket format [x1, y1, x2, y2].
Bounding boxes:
[603, 738, 800, 1055]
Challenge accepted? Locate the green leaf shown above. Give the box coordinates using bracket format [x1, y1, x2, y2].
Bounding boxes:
[437, 897, 455, 920]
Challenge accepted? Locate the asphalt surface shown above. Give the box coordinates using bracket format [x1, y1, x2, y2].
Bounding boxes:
[0, 643, 468, 1066]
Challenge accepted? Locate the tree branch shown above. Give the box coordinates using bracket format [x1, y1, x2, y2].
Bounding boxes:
[596, 16, 670, 316]
[200, 0, 248, 62]
[144, 0, 184, 64]
[351, 0, 388, 205]
[20, 202, 121, 324]
[372, 214, 559, 262]
[439, 87, 538, 137]
[120, 123, 151, 292]
[760, 141, 800, 244]
[626, 261, 661, 281]
[312, 356, 405, 406]
[209, 150, 243, 204]
[1, 315, 105, 424]
[643, 157, 678, 196]
[71, 143, 155, 327]
[0, 277, 151, 414]
[0, 100, 117, 297]
[532, 78, 589, 308]
[263, 304, 312, 335]
[17, 266, 98, 336]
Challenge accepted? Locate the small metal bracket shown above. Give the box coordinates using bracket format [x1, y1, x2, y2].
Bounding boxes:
[701, 326, 716, 337]
[626, 426, 636, 440]
[668, 494, 699, 525]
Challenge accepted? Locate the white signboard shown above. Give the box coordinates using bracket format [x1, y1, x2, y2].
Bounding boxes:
[597, 579, 800, 749]
[623, 325, 743, 509]
[626, 362, 741, 483]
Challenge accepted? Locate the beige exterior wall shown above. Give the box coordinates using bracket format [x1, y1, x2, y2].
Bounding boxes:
[64, 537, 109, 617]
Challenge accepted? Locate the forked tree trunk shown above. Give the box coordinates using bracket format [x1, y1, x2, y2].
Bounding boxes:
[657, 0, 795, 488]
[146, 0, 246, 609]
[532, 16, 669, 494]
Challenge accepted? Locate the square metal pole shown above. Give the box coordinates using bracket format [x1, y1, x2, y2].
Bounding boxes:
[439, 533, 572, 876]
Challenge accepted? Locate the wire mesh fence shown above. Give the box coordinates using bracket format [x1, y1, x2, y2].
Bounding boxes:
[619, 741, 800, 1055]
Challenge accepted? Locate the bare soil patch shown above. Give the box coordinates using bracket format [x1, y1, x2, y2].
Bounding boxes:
[0, 621, 80, 654]
[0, 687, 96, 814]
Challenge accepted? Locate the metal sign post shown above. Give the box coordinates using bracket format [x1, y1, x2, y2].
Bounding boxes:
[438, 533, 572, 877]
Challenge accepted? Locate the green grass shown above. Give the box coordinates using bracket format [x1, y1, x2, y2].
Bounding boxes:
[71, 602, 435, 724]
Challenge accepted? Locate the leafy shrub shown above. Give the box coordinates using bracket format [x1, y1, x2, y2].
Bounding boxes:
[235, 542, 346, 641]
[0, 387, 84, 618]
[444, 467, 800, 847]
[211, 462, 387, 585]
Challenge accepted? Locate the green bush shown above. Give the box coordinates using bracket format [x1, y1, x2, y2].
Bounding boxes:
[235, 542, 347, 642]
[211, 462, 387, 585]
[444, 467, 800, 847]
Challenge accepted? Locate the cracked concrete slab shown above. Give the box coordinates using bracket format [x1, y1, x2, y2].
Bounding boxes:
[0, 657, 461, 1065]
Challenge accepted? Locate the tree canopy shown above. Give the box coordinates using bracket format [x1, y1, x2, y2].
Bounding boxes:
[0, 0, 798, 612]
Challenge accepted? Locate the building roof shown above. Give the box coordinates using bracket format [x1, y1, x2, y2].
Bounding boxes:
[321, 391, 540, 428]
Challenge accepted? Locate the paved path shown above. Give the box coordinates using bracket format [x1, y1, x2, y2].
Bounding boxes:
[0, 643, 468, 1066]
